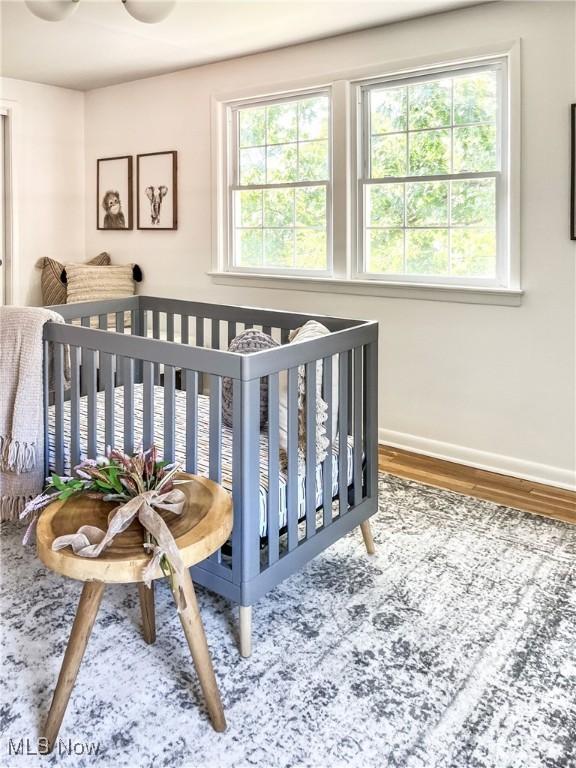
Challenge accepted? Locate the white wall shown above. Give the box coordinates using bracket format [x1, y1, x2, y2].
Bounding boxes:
[83, 1, 575, 487]
[0, 77, 85, 305]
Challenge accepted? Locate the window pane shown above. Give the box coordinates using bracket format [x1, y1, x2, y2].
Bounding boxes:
[266, 103, 297, 145]
[451, 178, 495, 226]
[409, 129, 450, 175]
[298, 96, 329, 141]
[406, 181, 448, 226]
[370, 87, 407, 134]
[239, 107, 266, 148]
[239, 147, 265, 185]
[408, 78, 451, 130]
[366, 229, 404, 273]
[406, 229, 449, 274]
[451, 228, 496, 277]
[264, 188, 294, 227]
[295, 230, 327, 269]
[298, 140, 328, 181]
[295, 186, 326, 227]
[366, 184, 404, 227]
[454, 71, 497, 125]
[264, 229, 294, 267]
[236, 230, 262, 267]
[266, 144, 297, 183]
[453, 125, 497, 172]
[235, 189, 262, 227]
[371, 134, 407, 177]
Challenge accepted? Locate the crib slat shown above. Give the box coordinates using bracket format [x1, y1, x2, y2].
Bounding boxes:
[338, 350, 349, 516]
[211, 318, 220, 350]
[353, 347, 363, 506]
[123, 357, 135, 455]
[70, 346, 81, 469]
[281, 328, 290, 344]
[54, 343, 65, 475]
[43, 340, 49, 473]
[231, 378, 242, 581]
[166, 313, 174, 342]
[181, 315, 189, 345]
[152, 310, 160, 384]
[196, 317, 204, 347]
[208, 375, 222, 483]
[184, 369, 198, 473]
[85, 348, 97, 459]
[98, 314, 107, 330]
[240, 377, 261, 582]
[115, 312, 124, 333]
[305, 361, 317, 539]
[322, 355, 333, 528]
[365, 341, 378, 499]
[227, 321, 237, 345]
[267, 373, 280, 565]
[263, 325, 272, 336]
[287, 366, 299, 550]
[164, 365, 175, 463]
[143, 360, 154, 450]
[81, 316, 90, 328]
[102, 352, 115, 451]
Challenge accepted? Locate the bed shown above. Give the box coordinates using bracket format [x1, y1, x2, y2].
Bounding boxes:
[43, 296, 379, 656]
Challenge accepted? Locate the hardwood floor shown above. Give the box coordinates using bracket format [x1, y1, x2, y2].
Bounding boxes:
[379, 445, 576, 525]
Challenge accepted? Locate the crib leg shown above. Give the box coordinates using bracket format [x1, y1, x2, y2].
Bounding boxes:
[360, 520, 376, 555]
[239, 605, 252, 658]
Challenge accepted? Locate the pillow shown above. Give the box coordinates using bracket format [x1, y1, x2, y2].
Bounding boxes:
[65, 264, 135, 304]
[221, 329, 279, 428]
[36, 252, 110, 306]
[279, 320, 336, 470]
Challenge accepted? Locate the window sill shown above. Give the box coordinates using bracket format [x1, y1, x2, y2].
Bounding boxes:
[208, 272, 523, 306]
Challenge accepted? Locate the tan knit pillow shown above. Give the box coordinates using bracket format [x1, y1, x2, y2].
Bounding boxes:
[36, 252, 110, 306]
[66, 264, 135, 304]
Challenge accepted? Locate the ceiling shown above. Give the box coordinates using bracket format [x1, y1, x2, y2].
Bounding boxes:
[1, 0, 487, 91]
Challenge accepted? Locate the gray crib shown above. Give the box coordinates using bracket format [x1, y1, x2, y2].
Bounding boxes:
[43, 295, 378, 655]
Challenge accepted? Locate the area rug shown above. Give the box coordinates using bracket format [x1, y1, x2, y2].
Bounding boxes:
[1, 474, 575, 768]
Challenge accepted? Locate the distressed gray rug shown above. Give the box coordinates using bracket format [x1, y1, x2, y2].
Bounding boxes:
[1, 474, 575, 768]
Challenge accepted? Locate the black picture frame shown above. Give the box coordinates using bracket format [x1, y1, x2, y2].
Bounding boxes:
[136, 151, 178, 230]
[96, 155, 133, 230]
[571, 104, 576, 240]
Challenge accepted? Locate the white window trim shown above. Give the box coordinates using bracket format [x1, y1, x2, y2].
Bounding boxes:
[211, 40, 522, 305]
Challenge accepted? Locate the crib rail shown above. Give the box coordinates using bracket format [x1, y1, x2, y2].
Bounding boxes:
[44, 296, 378, 605]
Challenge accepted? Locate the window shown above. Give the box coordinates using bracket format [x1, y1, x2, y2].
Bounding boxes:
[358, 61, 506, 285]
[230, 91, 331, 273]
[215, 52, 517, 302]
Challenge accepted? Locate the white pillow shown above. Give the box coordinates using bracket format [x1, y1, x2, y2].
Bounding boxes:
[278, 320, 339, 469]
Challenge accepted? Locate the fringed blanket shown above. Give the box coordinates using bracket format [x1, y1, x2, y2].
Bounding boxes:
[0, 306, 67, 521]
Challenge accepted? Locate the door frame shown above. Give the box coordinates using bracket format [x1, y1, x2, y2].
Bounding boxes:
[0, 100, 18, 306]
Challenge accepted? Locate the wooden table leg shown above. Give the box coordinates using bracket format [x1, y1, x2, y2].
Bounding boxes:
[44, 581, 105, 752]
[138, 582, 156, 644]
[360, 520, 376, 555]
[170, 570, 226, 732]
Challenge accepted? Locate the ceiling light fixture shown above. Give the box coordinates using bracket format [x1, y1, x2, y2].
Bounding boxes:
[25, 0, 79, 22]
[25, 0, 176, 24]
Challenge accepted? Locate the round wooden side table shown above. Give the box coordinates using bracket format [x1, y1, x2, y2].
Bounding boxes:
[36, 474, 233, 753]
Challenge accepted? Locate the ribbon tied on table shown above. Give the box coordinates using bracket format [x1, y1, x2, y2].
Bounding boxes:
[51, 487, 188, 610]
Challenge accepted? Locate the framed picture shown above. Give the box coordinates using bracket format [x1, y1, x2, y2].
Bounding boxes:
[571, 104, 576, 240]
[137, 151, 178, 230]
[97, 156, 133, 230]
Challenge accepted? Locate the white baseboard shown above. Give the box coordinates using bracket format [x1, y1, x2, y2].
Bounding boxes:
[378, 429, 576, 492]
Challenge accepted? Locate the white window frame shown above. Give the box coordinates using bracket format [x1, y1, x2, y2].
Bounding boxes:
[354, 58, 508, 288]
[211, 42, 521, 306]
[225, 87, 334, 278]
